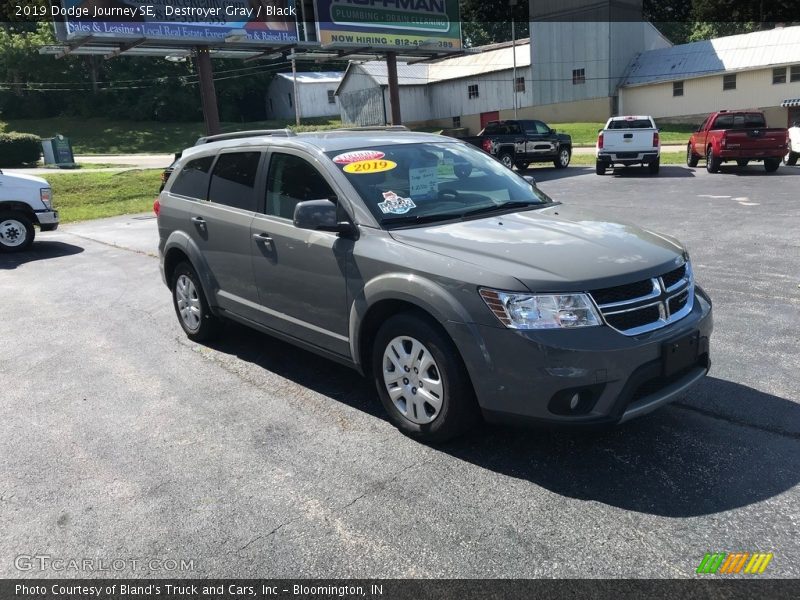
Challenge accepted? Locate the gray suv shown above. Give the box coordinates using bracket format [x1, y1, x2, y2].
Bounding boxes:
[157, 128, 713, 442]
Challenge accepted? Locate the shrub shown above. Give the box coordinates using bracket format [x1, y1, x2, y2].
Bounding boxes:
[0, 132, 41, 167]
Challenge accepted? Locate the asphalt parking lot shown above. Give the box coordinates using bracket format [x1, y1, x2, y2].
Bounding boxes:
[1, 163, 798, 579]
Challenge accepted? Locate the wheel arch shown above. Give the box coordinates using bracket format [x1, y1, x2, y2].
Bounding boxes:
[0, 201, 37, 222]
[162, 231, 221, 315]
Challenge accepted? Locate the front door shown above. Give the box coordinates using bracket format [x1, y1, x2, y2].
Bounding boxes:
[249, 150, 352, 357]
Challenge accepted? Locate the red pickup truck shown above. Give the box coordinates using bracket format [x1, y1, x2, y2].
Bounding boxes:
[687, 110, 789, 173]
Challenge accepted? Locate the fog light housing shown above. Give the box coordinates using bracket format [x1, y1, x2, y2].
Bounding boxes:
[548, 384, 605, 416]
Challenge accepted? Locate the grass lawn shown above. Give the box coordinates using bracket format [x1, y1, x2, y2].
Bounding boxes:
[1, 117, 343, 155]
[552, 122, 696, 146]
[48, 169, 161, 223]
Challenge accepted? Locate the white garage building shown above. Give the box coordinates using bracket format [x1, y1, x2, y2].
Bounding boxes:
[266, 71, 343, 120]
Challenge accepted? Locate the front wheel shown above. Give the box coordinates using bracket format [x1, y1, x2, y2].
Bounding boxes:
[498, 152, 514, 170]
[0, 212, 35, 252]
[554, 147, 571, 169]
[372, 312, 479, 442]
[171, 262, 221, 342]
[764, 158, 780, 173]
[514, 161, 530, 171]
[784, 151, 798, 166]
[687, 144, 699, 167]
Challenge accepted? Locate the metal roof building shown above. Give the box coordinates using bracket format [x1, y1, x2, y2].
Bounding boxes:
[619, 26, 800, 127]
[266, 71, 343, 120]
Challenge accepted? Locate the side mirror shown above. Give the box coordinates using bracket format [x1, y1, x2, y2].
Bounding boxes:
[598, 128, 604, 133]
[522, 174, 537, 187]
[293, 199, 355, 236]
[550, 128, 556, 135]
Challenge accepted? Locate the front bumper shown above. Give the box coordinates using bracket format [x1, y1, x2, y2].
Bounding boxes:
[448, 286, 713, 425]
[35, 209, 59, 231]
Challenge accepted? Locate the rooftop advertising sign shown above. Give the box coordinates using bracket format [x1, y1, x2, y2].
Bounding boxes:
[315, 0, 462, 50]
[56, 0, 299, 43]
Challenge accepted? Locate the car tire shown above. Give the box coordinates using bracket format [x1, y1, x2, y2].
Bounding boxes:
[554, 147, 571, 169]
[595, 160, 606, 175]
[0, 211, 35, 253]
[171, 261, 221, 342]
[498, 152, 514, 170]
[686, 144, 699, 167]
[648, 158, 660, 174]
[372, 312, 479, 443]
[514, 161, 530, 171]
[784, 151, 798, 166]
[706, 147, 721, 173]
[764, 158, 780, 173]
[737, 159, 749, 167]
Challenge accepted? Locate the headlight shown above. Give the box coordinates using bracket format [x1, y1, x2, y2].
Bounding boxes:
[40, 188, 52, 209]
[480, 288, 602, 329]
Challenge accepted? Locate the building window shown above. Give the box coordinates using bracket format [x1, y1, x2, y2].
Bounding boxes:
[773, 67, 787, 84]
[572, 68, 585, 85]
[673, 81, 684, 96]
[452, 116, 461, 128]
[515, 76, 525, 92]
[791, 65, 800, 82]
[327, 90, 335, 104]
[287, 92, 293, 107]
[723, 74, 736, 90]
[467, 84, 479, 99]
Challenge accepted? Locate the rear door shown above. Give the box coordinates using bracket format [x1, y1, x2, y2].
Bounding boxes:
[249, 149, 352, 357]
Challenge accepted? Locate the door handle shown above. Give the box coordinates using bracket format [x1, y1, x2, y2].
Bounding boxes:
[252, 232, 273, 244]
[191, 216, 206, 230]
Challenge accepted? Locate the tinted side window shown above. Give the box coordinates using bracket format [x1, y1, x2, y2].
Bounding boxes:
[208, 152, 261, 211]
[266, 153, 335, 220]
[533, 121, 550, 134]
[171, 156, 214, 200]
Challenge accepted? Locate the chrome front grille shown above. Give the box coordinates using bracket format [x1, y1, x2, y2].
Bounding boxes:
[590, 262, 694, 336]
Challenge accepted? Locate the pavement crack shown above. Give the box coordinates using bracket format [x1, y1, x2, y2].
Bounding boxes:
[339, 458, 433, 512]
[673, 402, 800, 440]
[237, 516, 302, 555]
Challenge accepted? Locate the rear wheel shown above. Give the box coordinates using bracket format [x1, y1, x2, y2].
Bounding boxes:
[498, 152, 514, 170]
[0, 212, 35, 252]
[764, 158, 780, 173]
[514, 161, 530, 171]
[706, 147, 721, 173]
[372, 312, 479, 442]
[784, 151, 798, 166]
[737, 159, 749, 167]
[648, 158, 660, 174]
[686, 144, 699, 167]
[595, 160, 606, 175]
[171, 261, 221, 342]
[554, 147, 571, 169]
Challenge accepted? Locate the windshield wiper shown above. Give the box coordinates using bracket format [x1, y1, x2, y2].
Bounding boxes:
[383, 213, 463, 228]
[459, 201, 553, 219]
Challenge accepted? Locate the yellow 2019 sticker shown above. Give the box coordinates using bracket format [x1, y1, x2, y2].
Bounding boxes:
[343, 159, 397, 174]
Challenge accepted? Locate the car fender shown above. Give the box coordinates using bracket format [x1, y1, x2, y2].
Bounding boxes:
[348, 272, 480, 371]
[162, 230, 221, 312]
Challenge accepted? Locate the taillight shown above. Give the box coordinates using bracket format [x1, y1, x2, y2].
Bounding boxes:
[482, 138, 492, 153]
[653, 131, 659, 147]
[721, 132, 727, 149]
[597, 132, 604, 149]
[153, 198, 160, 216]
[40, 188, 52, 209]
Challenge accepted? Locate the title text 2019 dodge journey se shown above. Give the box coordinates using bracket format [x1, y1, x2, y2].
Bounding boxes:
[157, 128, 713, 442]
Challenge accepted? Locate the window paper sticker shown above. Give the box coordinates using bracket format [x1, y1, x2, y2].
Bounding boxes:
[343, 159, 397, 174]
[409, 166, 438, 199]
[378, 191, 416, 215]
[332, 150, 385, 164]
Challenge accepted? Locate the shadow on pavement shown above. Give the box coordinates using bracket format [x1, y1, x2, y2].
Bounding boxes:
[206, 321, 800, 518]
[608, 165, 696, 178]
[0, 241, 84, 270]
[714, 165, 800, 176]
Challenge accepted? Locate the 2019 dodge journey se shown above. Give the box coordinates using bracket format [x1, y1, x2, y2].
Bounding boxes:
[156, 128, 713, 442]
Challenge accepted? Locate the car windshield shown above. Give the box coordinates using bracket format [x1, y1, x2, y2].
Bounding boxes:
[326, 142, 553, 227]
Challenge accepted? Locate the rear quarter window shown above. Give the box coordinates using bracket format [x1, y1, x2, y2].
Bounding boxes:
[170, 156, 214, 200]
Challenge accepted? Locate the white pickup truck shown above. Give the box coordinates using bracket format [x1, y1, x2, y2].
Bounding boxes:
[0, 171, 59, 252]
[785, 121, 799, 165]
[596, 115, 661, 175]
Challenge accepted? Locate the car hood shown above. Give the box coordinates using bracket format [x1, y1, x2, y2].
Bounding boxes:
[388, 205, 686, 291]
[0, 172, 50, 187]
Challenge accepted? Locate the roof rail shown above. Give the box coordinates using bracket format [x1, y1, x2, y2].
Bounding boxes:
[329, 125, 410, 132]
[195, 129, 296, 145]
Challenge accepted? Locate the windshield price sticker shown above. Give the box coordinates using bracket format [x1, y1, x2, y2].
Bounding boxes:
[333, 150, 386, 164]
[343, 159, 397, 174]
[378, 191, 416, 215]
[409, 166, 438, 199]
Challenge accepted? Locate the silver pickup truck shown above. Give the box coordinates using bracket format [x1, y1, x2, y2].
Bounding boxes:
[596, 115, 661, 175]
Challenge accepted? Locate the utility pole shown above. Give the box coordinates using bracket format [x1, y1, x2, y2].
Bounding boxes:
[386, 51, 402, 125]
[510, 0, 518, 119]
[292, 57, 301, 126]
[195, 46, 221, 136]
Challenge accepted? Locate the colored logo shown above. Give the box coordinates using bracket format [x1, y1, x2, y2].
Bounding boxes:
[696, 552, 773, 574]
[343, 159, 397, 174]
[332, 150, 385, 164]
